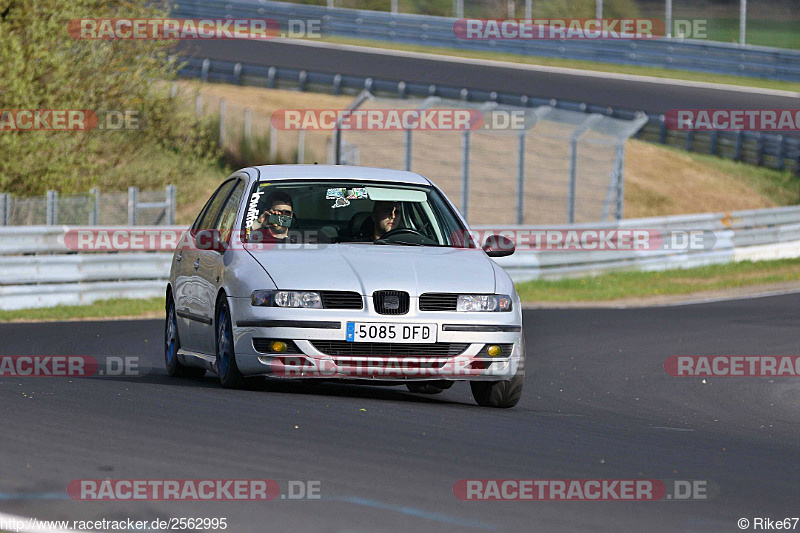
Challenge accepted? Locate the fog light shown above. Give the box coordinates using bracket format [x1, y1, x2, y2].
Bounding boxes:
[271, 341, 287, 353]
[487, 345, 502, 357]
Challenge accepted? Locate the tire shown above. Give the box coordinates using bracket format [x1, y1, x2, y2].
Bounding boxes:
[406, 381, 453, 394]
[470, 338, 526, 408]
[165, 296, 206, 378]
[215, 299, 248, 389]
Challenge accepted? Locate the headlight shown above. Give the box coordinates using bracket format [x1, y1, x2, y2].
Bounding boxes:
[456, 294, 512, 312]
[251, 290, 322, 308]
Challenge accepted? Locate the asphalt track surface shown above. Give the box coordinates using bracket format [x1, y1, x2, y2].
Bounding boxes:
[1, 293, 799, 532]
[177, 39, 800, 114]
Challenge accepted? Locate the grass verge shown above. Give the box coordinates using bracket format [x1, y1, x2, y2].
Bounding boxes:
[0, 297, 164, 323]
[307, 35, 800, 93]
[515, 258, 800, 302]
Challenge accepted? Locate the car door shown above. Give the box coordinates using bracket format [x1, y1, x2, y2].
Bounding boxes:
[193, 179, 245, 355]
[183, 179, 237, 354]
[173, 191, 221, 352]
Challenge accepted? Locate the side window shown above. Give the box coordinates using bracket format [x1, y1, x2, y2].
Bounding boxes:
[196, 180, 236, 231]
[215, 181, 245, 239]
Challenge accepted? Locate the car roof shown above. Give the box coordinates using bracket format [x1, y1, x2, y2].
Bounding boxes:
[247, 165, 432, 186]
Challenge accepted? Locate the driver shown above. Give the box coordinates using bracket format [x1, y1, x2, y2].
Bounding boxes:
[370, 201, 401, 240]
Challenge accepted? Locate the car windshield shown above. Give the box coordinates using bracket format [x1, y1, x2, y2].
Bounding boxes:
[242, 180, 470, 247]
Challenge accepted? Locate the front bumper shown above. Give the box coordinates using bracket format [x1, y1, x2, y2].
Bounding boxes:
[229, 296, 524, 381]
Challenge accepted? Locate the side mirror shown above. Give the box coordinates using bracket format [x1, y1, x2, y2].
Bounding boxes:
[483, 234, 515, 257]
[194, 229, 228, 253]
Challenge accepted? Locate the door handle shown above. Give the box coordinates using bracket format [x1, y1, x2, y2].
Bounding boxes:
[176, 252, 182, 262]
[193, 259, 200, 270]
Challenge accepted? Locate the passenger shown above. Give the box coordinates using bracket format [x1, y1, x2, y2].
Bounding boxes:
[253, 191, 294, 242]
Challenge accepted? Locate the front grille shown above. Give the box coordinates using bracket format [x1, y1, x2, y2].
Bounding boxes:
[419, 293, 459, 311]
[477, 343, 514, 357]
[373, 290, 409, 315]
[310, 341, 468, 357]
[253, 339, 302, 354]
[321, 291, 363, 309]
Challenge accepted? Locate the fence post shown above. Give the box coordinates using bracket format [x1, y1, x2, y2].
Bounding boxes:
[709, 130, 719, 155]
[404, 128, 412, 171]
[777, 135, 785, 170]
[297, 129, 305, 164]
[615, 142, 625, 220]
[201, 58, 210, 82]
[0, 193, 9, 226]
[734, 130, 743, 161]
[128, 187, 138, 226]
[270, 123, 278, 163]
[516, 131, 525, 225]
[756, 133, 764, 166]
[568, 136, 578, 224]
[460, 130, 470, 221]
[219, 98, 226, 147]
[244, 108, 251, 146]
[46, 190, 58, 225]
[90, 187, 99, 225]
[166, 185, 176, 225]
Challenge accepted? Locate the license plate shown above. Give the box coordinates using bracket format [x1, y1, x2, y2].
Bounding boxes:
[346, 322, 437, 343]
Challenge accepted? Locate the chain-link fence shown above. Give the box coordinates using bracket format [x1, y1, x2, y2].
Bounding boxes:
[0, 186, 176, 226]
[193, 87, 646, 225]
[335, 94, 647, 225]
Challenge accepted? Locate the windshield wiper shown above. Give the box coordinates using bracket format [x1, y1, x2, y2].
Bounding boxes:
[373, 239, 424, 246]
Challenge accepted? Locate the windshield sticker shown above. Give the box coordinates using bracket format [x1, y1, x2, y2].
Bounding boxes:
[331, 197, 350, 209]
[245, 190, 265, 229]
[326, 188, 345, 199]
[346, 187, 368, 199]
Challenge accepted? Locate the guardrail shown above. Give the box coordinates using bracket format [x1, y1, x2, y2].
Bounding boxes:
[3, 205, 800, 309]
[176, 57, 800, 175]
[480, 205, 800, 281]
[0, 226, 182, 311]
[172, 0, 800, 82]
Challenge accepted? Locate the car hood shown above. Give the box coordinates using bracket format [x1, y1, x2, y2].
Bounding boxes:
[246, 244, 496, 295]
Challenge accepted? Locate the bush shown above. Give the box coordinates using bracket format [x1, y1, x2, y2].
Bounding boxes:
[0, 0, 220, 195]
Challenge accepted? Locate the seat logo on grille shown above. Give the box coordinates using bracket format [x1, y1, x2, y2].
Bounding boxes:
[383, 295, 400, 309]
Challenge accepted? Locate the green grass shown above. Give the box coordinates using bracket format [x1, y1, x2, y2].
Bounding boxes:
[702, 19, 800, 50]
[311, 35, 800, 93]
[0, 297, 164, 322]
[516, 258, 800, 302]
[658, 144, 800, 207]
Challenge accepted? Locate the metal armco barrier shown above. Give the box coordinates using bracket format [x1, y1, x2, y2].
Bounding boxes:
[171, 0, 800, 82]
[3, 204, 800, 309]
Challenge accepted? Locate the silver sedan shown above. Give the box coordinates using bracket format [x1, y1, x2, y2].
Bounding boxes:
[165, 165, 526, 407]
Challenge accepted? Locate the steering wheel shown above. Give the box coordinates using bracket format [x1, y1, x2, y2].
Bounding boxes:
[378, 228, 425, 240]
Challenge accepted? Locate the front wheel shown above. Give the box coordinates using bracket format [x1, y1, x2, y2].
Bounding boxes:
[165, 297, 205, 378]
[470, 338, 526, 408]
[215, 300, 247, 389]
